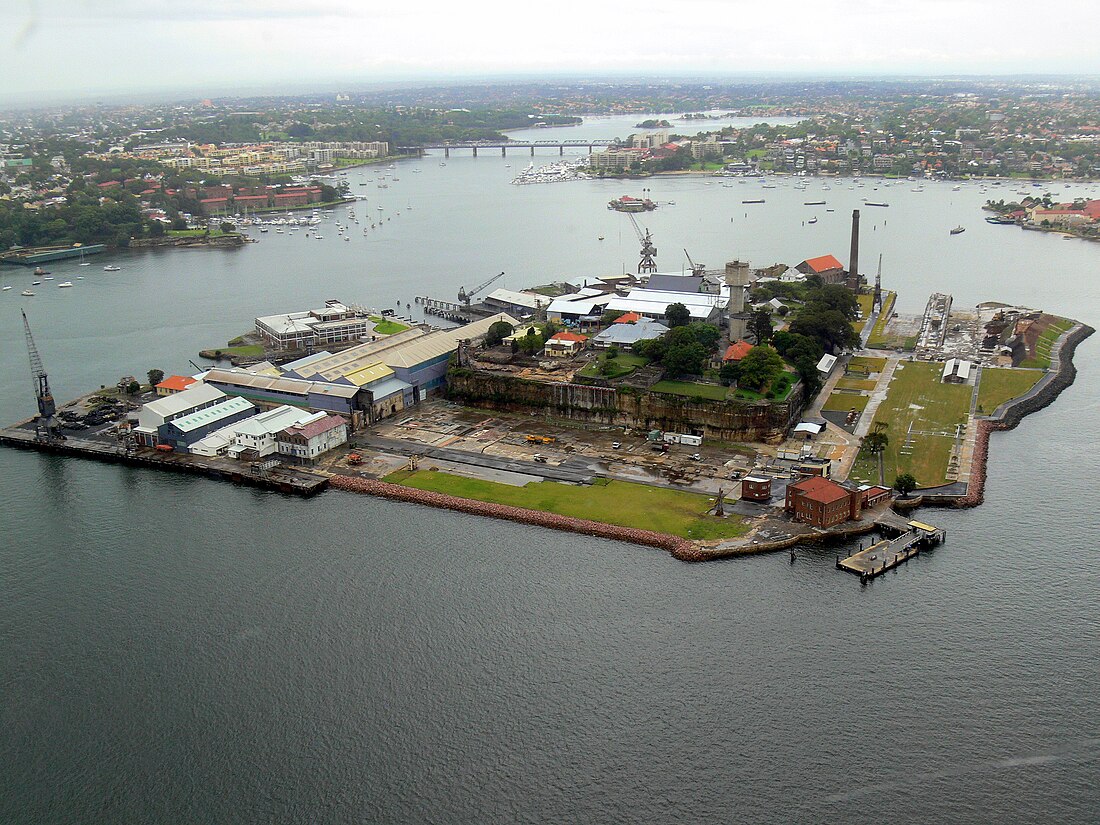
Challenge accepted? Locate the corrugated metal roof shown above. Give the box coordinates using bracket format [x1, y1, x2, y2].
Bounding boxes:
[380, 313, 520, 369]
[366, 376, 412, 399]
[343, 362, 394, 387]
[169, 397, 255, 433]
[143, 383, 226, 418]
[204, 368, 360, 399]
[295, 328, 426, 381]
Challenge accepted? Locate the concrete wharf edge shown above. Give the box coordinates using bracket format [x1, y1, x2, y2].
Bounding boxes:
[0, 427, 329, 496]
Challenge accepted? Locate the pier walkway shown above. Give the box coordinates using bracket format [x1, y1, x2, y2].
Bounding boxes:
[837, 517, 946, 581]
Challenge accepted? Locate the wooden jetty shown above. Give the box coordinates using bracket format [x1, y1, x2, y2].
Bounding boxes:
[837, 518, 946, 582]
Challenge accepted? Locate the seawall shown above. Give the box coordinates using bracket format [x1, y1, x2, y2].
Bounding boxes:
[329, 475, 698, 559]
[935, 321, 1094, 509]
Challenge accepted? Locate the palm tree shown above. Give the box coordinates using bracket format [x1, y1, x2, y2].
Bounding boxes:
[863, 422, 890, 485]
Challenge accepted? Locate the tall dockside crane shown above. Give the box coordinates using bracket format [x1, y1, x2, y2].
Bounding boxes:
[21, 310, 60, 441]
[628, 214, 657, 274]
[458, 271, 506, 307]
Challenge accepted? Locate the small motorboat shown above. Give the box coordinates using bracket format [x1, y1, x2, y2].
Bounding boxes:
[21, 290, 35, 296]
[2, 285, 11, 291]
[58, 281, 73, 288]
[950, 226, 965, 235]
[104, 265, 121, 271]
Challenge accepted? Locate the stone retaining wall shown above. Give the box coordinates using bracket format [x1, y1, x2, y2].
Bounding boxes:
[948, 321, 1094, 509]
[329, 475, 701, 560]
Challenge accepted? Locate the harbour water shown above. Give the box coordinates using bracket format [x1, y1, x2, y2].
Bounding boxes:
[2, 115, 1099, 822]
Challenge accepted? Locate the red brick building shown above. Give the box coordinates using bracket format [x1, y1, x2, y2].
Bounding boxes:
[200, 197, 229, 215]
[795, 254, 846, 285]
[274, 192, 310, 208]
[740, 475, 773, 502]
[785, 477, 894, 527]
[235, 194, 270, 210]
[785, 476, 861, 527]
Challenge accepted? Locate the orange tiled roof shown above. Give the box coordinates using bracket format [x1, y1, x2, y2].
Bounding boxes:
[156, 375, 197, 392]
[723, 340, 754, 361]
[802, 254, 845, 273]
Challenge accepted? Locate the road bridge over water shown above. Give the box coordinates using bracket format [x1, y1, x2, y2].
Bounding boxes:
[397, 139, 617, 158]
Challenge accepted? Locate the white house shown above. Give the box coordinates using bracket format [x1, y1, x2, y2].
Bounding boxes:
[277, 414, 349, 462]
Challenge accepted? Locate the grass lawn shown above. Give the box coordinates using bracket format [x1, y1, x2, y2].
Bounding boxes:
[847, 355, 887, 374]
[578, 351, 648, 379]
[369, 316, 410, 335]
[1019, 318, 1073, 369]
[853, 293, 875, 333]
[822, 391, 870, 412]
[651, 380, 731, 401]
[384, 471, 749, 541]
[848, 361, 973, 487]
[167, 229, 233, 238]
[866, 292, 897, 348]
[835, 377, 878, 391]
[202, 344, 265, 358]
[977, 368, 1043, 414]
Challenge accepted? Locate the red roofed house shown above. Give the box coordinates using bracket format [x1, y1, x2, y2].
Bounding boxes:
[277, 414, 348, 462]
[200, 197, 229, 215]
[723, 340, 754, 362]
[785, 475, 862, 528]
[155, 375, 197, 396]
[796, 254, 847, 285]
[543, 331, 588, 358]
[613, 311, 643, 324]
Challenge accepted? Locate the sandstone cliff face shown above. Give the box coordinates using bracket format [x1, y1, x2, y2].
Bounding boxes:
[446, 368, 803, 443]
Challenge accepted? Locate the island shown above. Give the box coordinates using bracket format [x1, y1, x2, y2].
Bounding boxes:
[3, 227, 1092, 574]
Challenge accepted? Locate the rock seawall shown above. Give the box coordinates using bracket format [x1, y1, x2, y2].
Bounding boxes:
[329, 475, 699, 559]
[952, 322, 1094, 508]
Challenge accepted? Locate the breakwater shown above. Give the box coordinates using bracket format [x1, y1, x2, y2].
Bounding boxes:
[329, 474, 697, 559]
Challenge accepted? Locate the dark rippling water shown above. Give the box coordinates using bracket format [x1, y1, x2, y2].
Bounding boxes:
[2, 116, 1099, 822]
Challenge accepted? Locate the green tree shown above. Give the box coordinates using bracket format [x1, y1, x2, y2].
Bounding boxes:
[665, 302, 691, 328]
[606, 346, 620, 359]
[749, 309, 773, 344]
[894, 473, 918, 497]
[484, 320, 514, 347]
[601, 309, 626, 326]
[220, 221, 235, 235]
[737, 346, 784, 392]
[148, 220, 165, 237]
[663, 342, 708, 377]
[147, 369, 164, 388]
[126, 380, 141, 396]
[718, 361, 741, 386]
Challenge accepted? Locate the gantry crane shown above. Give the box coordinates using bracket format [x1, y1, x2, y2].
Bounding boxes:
[21, 310, 60, 441]
[458, 271, 506, 306]
[628, 214, 657, 274]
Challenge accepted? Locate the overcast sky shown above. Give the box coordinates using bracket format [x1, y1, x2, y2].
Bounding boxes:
[4, 0, 1099, 104]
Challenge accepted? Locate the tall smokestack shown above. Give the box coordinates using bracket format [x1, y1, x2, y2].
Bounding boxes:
[849, 209, 860, 285]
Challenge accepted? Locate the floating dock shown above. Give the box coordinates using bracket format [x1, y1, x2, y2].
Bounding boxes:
[837, 518, 946, 582]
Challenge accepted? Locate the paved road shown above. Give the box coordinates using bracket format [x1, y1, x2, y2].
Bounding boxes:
[356, 434, 595, 484]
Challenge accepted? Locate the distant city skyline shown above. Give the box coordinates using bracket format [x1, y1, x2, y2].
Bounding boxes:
[3, 0, 1099, 104]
